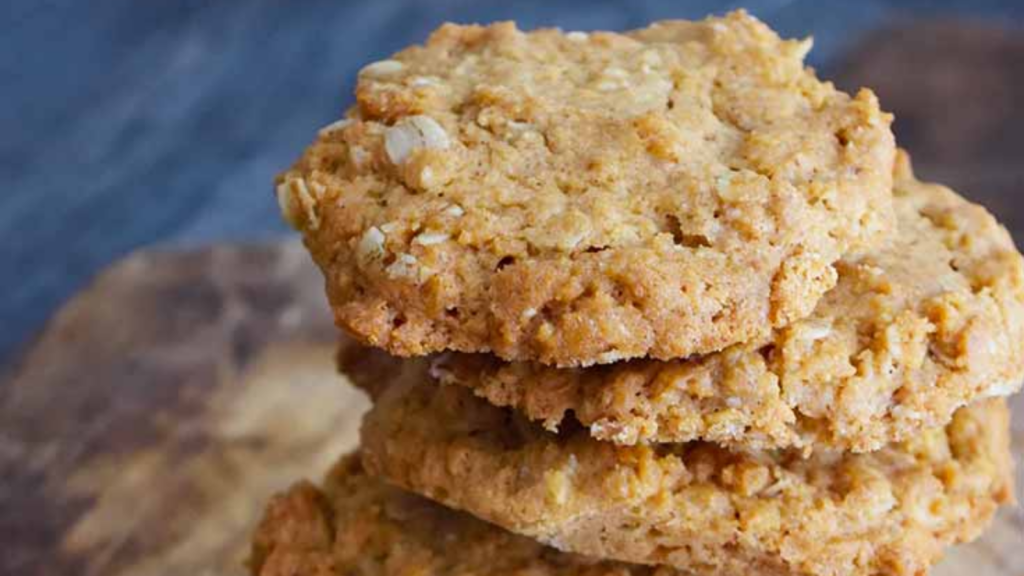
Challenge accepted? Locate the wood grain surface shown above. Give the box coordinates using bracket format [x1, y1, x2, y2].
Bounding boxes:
[4, 17, 1024, 576]
[0, 242, 367, 576]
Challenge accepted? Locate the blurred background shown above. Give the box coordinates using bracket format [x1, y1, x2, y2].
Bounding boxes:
[2, 0, 1023, 365]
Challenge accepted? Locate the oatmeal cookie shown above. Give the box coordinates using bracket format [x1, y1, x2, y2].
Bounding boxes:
[280, 10, 895, 366]
[249, 454, 680, 576]
[360, 373, 1014, 576]
[378, 154, 1024, 452]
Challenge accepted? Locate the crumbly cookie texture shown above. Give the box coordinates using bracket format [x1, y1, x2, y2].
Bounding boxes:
[282, 10, 895, 367]
[386, 154, 1024, 452]
[249, 454, 680, 576]
[360, 372, 1014, 576]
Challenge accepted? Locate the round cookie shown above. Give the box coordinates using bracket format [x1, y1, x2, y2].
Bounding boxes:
[412, 155, 1024, 452]
[279, 10, 896, 367]
[359, 374, 1014, 576]
[250, 454, 680, 576]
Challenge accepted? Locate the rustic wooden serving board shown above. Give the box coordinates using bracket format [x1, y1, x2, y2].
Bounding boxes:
[0, 240, 1021, 576]
[0, 242, 365, 576]
[4, 18, 1024, 576]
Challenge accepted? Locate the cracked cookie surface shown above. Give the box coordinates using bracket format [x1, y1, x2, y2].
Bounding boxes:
[352, 154, 1024, 452]
[360, 371, 1014, 576]
[281, 10, 895, 367]
[250, 455, 682, 576]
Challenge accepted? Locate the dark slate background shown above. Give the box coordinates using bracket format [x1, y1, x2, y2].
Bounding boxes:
[3, 0, 1024, 364]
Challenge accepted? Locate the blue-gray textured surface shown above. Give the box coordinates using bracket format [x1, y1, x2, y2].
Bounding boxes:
[3, 0, 1023, 364]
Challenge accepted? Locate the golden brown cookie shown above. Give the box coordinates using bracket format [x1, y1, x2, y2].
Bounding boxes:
[249, 454, 681, 576]
[279, 10, 896, 367]
[360, 371, 1014, 576]
[388, 154, 1024, 452]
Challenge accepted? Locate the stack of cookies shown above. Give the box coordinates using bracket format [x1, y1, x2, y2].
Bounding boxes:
[253, 11, 1024, 576]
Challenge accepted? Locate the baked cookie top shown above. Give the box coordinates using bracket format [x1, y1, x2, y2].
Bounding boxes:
[250, 455, 677, 576]
[385, 154, 1024, 452]
[280, 10, 895, 367]
[360, 373, 1013, 576]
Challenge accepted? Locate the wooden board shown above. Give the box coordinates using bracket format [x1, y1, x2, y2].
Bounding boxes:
[0, 243, 367, 576]
[1, 240, 1021, 576]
